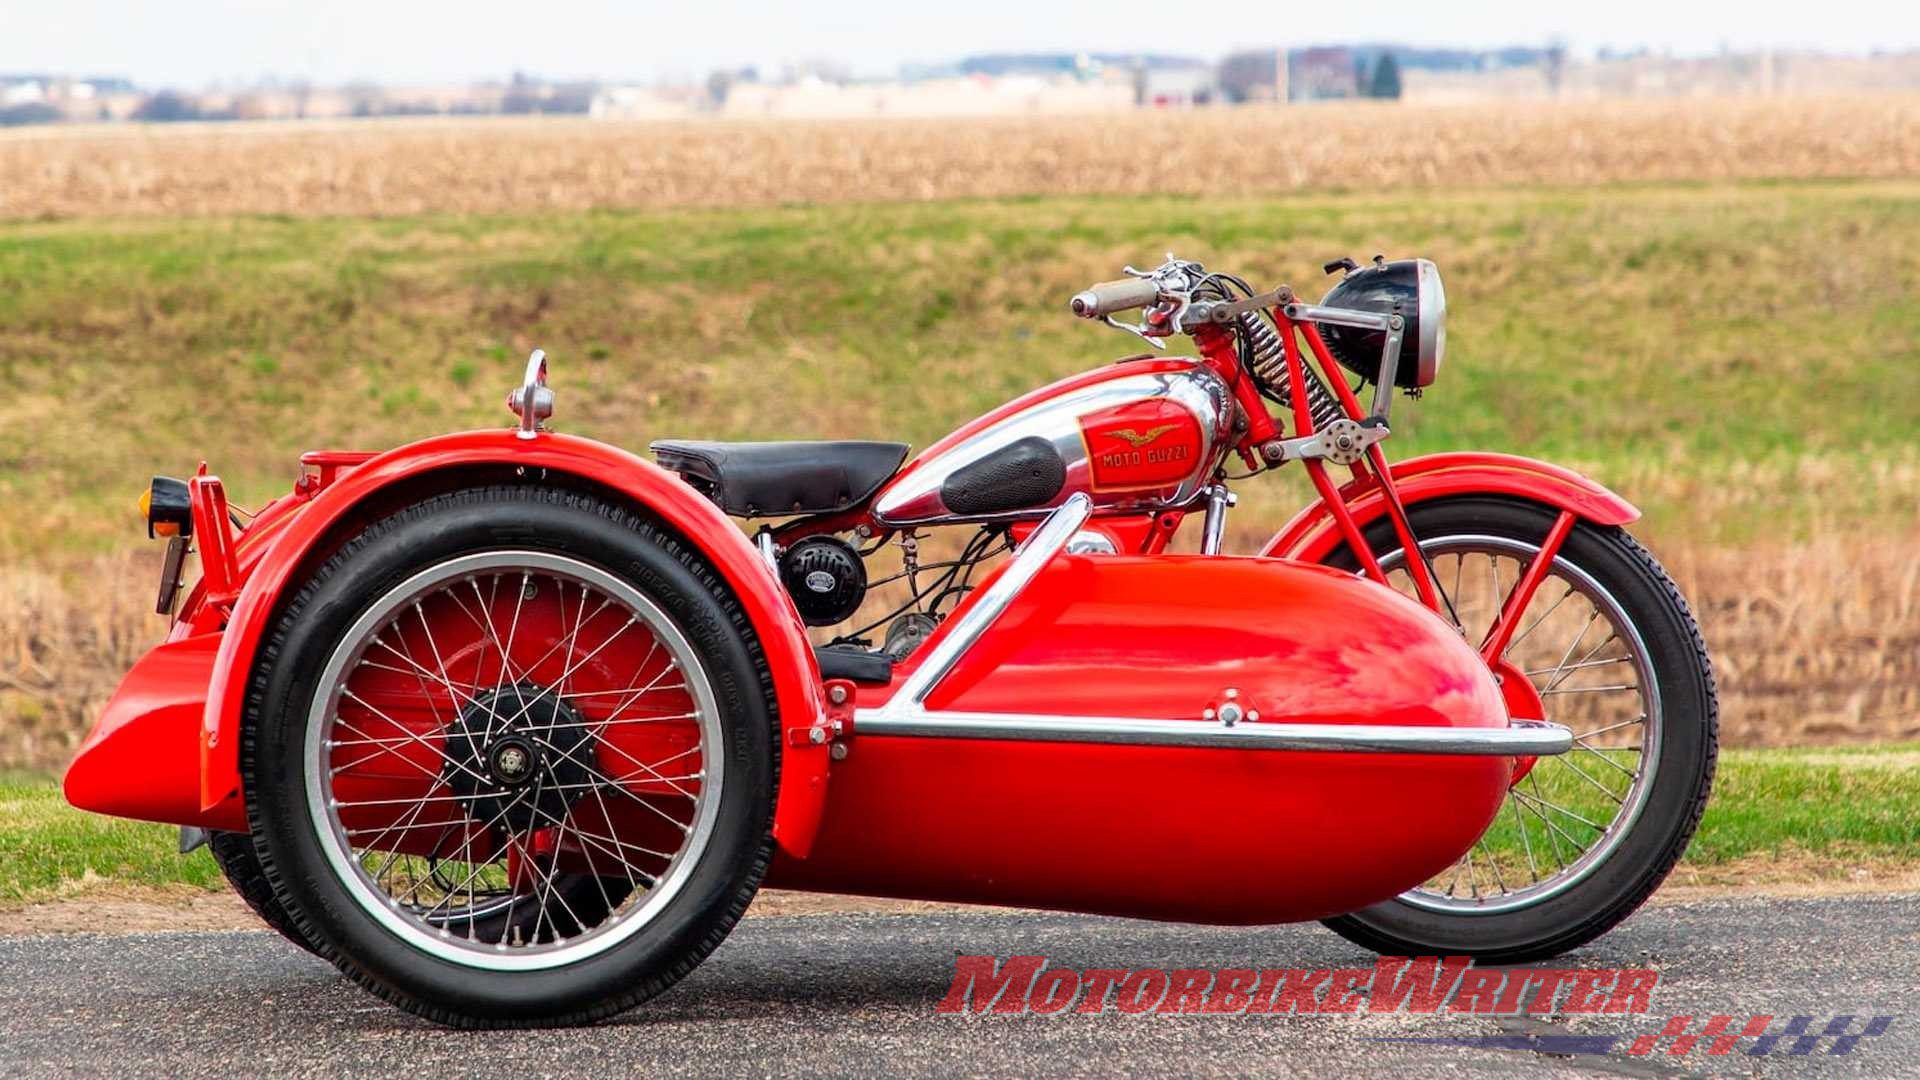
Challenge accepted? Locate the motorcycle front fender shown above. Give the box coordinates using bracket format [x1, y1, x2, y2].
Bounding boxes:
[1261, 451, 1640, 563]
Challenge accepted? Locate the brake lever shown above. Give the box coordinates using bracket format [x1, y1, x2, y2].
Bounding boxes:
[1096, 254, 1202, 348]
[1101, 313, 1168, 349]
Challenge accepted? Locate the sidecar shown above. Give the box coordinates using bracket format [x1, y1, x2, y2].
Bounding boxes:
[65, 358, 1567, 1027]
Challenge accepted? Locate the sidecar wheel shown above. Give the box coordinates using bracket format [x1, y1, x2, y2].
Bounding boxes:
[207, 830, 320, 955]
[241, 485, 776, 1027]
[1317, 497, 1716, 964]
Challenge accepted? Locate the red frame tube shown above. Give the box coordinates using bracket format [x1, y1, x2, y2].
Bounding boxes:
[1479, 509, 1577, 662]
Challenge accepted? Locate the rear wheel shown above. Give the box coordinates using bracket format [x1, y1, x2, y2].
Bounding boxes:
[1318, 497, 1716, 963]
[242, 485, 776, 1027]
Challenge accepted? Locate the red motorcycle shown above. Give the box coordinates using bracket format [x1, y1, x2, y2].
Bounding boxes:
[67, 254, 1716, 1027]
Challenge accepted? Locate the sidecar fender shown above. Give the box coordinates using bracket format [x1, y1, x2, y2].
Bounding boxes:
[194, 430, 831, 856]
[1261, 452, 1639, 562]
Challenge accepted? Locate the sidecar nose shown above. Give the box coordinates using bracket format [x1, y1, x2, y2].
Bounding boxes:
[64, 633, 245, 831]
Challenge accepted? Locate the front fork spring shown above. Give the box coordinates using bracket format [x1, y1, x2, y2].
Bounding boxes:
[1241, 313, 1345, 434]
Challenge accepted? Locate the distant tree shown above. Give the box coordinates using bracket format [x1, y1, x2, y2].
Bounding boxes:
[1368, 53, 1403, 100]
[0, 101, 59, 127]
[132, 91, 201, 122]
[706, 69, 733, 107]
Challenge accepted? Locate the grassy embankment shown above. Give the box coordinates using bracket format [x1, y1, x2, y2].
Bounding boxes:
[3, 180, 1919, 772]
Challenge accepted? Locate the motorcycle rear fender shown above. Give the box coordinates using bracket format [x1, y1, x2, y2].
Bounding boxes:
[192, 430, 830, 856]
[1261, 451, 1639, 563]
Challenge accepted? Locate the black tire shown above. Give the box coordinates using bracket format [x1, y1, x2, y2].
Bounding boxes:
[241, 485, 777, 1028]
[1318, 496, 1716, 963]
[207, 830, 319, 955]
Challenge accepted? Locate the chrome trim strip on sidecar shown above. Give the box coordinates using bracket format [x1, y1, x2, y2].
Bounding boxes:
[862, 490, 1572, 758]
[853, 712, 1573, 756]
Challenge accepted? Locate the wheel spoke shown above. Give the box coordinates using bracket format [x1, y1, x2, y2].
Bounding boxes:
[1572, 738, 1642, 779]
[1541, 683, 1638, 696]
[1526, 772, 1570, 870]
[1509, 793, 1540, 884]
[1575, 715, 1646, 741]
[1540, 608, 1601, 691]
[1511, 788, 1608, 833]
[1504, 583, 1575, 656]
[1523, 655, 1631, 678]
[1549, 754, 1628, 806]
[1545, 631, 1620, 693]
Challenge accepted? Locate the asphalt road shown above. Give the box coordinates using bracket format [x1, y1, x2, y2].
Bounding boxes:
[1, 892, 1914, 1078]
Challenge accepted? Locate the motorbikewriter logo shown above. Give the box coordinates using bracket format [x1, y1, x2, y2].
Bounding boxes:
[937, 955, 1657, 1016]
[938, 956, 1896, 1059]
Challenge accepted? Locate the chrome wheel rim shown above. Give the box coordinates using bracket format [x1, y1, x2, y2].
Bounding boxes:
[303, 550, 724, 971]
[1376, 535, 1660, 915]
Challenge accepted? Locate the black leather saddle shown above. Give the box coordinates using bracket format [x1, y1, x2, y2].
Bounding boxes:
[650, 439, 910, 518]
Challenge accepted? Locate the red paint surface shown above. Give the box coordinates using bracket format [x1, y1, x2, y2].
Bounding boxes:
[64, 634, 247, 831]
[1077, 397, 1205, 493]
[768, 554, 1513, 924]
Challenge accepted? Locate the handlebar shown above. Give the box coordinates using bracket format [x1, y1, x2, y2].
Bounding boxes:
[1069, 277, 1162, 319]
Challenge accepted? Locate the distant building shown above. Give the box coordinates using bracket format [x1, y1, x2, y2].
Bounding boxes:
[1289, 48, 1358, 101]
[717, 74, 1132, 118]
[589, 86, 689, 120]
[1218, 49, 1287, 103]
[1142, 63, 1217, 107]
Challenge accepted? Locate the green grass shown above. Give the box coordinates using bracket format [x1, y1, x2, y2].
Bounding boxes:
[5, 746, 1916, 909]
[0, 774, 220, 904]
[3, 179, 1920, 568]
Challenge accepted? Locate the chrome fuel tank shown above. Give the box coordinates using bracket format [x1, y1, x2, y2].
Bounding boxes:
[872, 358, 1234, 526]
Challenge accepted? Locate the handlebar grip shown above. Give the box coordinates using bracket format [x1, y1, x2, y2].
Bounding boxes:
[1070, 277, 1162, 319]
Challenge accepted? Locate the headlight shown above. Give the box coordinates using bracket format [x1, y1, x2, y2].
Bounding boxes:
[1317, 257, 1446, 389]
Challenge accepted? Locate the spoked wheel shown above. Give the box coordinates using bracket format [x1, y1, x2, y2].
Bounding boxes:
[1319, 497, 1716, 963]
[243, 486, 776, 1027]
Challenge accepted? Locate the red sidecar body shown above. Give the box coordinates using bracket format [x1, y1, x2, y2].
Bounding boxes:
[67, 429, 1541, 926]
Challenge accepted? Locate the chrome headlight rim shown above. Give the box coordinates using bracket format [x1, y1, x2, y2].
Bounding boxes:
[1413, 258, 1446, 388]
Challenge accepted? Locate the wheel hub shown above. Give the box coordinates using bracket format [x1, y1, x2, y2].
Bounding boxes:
[486, 735, 537, 787]
[444, 684, 594, 835]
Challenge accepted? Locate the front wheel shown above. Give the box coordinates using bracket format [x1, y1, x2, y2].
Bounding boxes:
[241, 485, 777, 1027]
[1317, 497, 1717, 963]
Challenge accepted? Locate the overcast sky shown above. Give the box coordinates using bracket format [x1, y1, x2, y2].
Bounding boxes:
[3, 0, 1915, 88]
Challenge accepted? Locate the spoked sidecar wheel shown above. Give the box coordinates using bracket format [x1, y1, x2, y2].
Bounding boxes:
[242, 486, 776, 1028]
[1318, 497, 1716, 963]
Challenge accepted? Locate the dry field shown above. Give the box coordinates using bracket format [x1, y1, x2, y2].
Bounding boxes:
[4, 96, 1920, 220]
[6, 529, 1918, 772]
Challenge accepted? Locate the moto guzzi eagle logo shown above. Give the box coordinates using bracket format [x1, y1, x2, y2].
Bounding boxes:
[1107, 424, 1179, 449]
